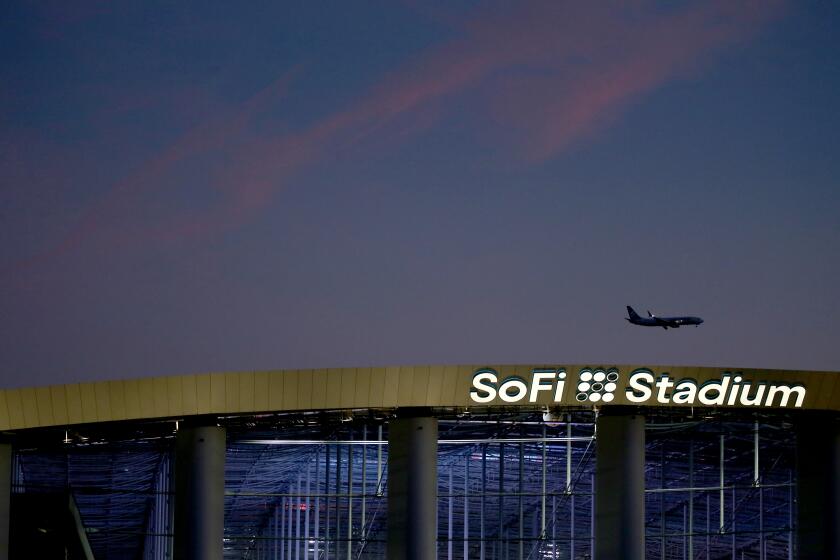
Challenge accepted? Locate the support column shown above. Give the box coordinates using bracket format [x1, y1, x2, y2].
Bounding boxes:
[797, 415, 840, 560]
[387, 409, 438, 560]
[174, 423, 226, 560]
[0, 443, 10, 560]
[594, 409, 645, 560]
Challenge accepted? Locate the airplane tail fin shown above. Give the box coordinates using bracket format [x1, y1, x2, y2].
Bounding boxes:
[626, 306, 641, 320]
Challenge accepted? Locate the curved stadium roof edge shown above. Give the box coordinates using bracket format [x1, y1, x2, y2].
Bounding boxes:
[2, 363, 839, 431]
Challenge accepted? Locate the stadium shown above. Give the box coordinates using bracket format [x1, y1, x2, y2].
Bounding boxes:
[0, 364, 837, 560]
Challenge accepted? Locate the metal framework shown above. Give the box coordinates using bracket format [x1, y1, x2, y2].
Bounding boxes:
[12, 409, 795, 560]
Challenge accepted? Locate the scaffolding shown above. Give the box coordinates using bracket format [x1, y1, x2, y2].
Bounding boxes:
[13, 410, 796, 560]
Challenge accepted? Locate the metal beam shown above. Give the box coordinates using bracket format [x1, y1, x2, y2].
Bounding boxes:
[594, 410, 645, 560]
[0, 443, 10, 560]
[387, 412, 438, 560]
[797, 415, 840, 559]
[173, 424, 225, 560]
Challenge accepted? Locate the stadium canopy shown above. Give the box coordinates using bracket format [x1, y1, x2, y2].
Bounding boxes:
[2, 364, 839, 560]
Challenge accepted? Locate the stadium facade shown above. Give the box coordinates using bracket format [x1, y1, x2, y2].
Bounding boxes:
[0, 364, 838, 560]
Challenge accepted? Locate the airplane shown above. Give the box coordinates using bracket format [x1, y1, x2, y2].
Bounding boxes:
[626, 306, 703, 329]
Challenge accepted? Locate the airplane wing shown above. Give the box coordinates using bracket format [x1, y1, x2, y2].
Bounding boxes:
[654, 317, 680, 328]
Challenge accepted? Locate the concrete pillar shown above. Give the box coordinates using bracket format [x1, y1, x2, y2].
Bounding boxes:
[0, 443, 10, 560]
[797, 415, 840, 560]
[174, 423, 226, 560]
[387, 410, 437, 560]
[594, 409, 645, 560]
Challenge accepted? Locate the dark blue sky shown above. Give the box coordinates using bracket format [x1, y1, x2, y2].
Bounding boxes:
[1, 1, 838, 388]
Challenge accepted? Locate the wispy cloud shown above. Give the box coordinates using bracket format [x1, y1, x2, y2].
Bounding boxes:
[16, 0, 785, 266]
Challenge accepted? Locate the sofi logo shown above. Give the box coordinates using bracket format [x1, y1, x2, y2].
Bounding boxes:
[469, 367, 807, 408]
[625, 369, 806, 408]
[470, 368, 567, 404]
[574, 369, 619, 403]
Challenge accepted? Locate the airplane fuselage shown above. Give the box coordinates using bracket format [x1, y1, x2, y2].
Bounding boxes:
[626, 316, 703, 328]
[625, 306, 703, 329]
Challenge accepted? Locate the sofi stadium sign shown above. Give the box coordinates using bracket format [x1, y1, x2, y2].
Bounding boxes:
[470, 367, 806, 408]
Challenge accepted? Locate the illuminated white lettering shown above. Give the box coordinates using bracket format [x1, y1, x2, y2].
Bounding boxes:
[727, 375, 743, 405]
[529, 370, 557, 402]
[626, 369, 654, 403]
[655, 375, 675, 404]
[554, 370, 567, 401]
[470, 370, 498, 404]
[764, 385, 806, 408]
[671, 380, 697, 404]
[739, 382, 765, 406]
[698, 375, 731, 406]
[499, 378, 528, 403]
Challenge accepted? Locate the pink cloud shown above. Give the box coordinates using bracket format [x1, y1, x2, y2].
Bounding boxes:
[18, 0, 786, 266]
[478, 1, 786, 159]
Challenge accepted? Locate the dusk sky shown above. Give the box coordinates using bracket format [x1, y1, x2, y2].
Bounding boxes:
[1, 1, 838, 389]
